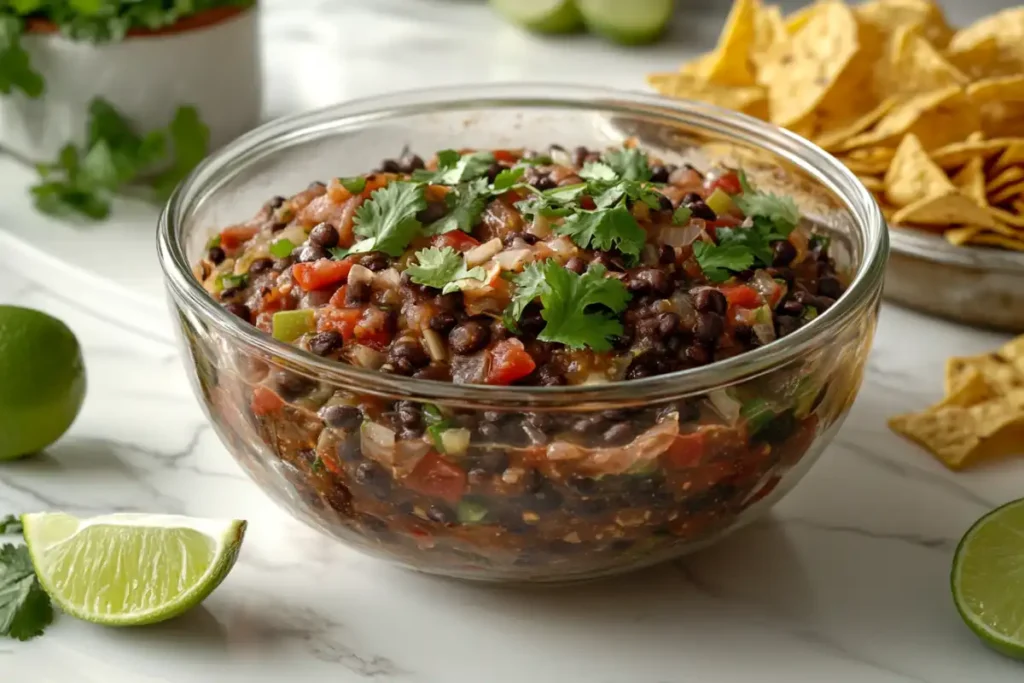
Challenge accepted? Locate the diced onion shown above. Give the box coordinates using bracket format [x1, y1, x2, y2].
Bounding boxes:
[394, 438, 431, 476]
[465, 238, 503, 267]
[450, 351, 489, 384]
[375, 267, 401, 290]
[422, 328, 447, 363]
[493, 248, 533, 271]
[348, 263, 374, 286]
[527, 214, 552, 238]
[440, 428, 471, 457]
[708, 389, 742, 423]
[546, 235, 576, 255]
[360, 421, 396, 464]
[658, 221, 706, 248]
[349, 345, 386, 369]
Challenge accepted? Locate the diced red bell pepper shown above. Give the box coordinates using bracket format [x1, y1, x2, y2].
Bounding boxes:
[486, 339, 536, 385]
[354, 307, 394, 349]
[709, 215, 743, 230]
[493, 149, 518, 164]
[432, 231, 480, 252]
[663, 431, 707, 470]
[219, 224, 260, 250]
[720, 284, 761, 309]
[406, 452, 467, 503]
[292, 257, 355, 292]
[251, 385, 285, 416]
[706, 171, 742, 196]
[318, 306, 364, 341]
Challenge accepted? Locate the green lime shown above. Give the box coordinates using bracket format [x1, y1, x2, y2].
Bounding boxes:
[577, 0, 674, 45]
[0, 306, 86, 460]
[491, 0, 583, 34]
[23, 513, 246, 627]
[952, 498, 1024, 660]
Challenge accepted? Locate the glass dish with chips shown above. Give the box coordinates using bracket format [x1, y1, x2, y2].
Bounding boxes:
[159, 84, 888, 582]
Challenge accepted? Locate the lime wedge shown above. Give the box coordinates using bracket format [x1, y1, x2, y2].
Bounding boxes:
[22, 513, 246, 627]
[577, 0, 674, 45]
[491, 0, 583, 34]
[952, 498, 1024, 660]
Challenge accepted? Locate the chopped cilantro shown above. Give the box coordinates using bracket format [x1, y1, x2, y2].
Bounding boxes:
[714, 225, 775, 267]
[413, 150, 495, 185]
[492, 166, 525, 192]
[734, 170, 800, 238]
[310, 457, 325, 474]
[0, 543, 53, 641]
[810, 233, 831, 250]
[601, 147, 651, 181]
[0, 15, 43, 98]
[672, 205, 692, 225]
[349, 181, 426, 256]
[152, 105, 210, 199]
[217, 273, 248, 291]
[329, 246, 351, 260]
[405, 247, 486, 294]
[692, 241, 754, 283]
[269, 238, 296, 259]
[515, 183, 587, 218]
[426, 420, 453, 451]
[579, 161, 618, 182]
[425, 178, 489, 235]
[0, 515, 21, 535]
[338, 176, 367, 194]
[591, 179, 663, 211]
[509, 261, 630, 351]
[555, 204, 646, 259]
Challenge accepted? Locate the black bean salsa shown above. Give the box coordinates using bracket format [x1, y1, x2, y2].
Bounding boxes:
[195, 143, 846, 577]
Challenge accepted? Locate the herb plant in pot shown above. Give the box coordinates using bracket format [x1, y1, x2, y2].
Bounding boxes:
[0, 0, 262, 218]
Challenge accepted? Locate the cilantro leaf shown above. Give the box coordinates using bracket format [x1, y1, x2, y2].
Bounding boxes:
[0, 15, 43, 98]
[536, 262, 630, 351]
[672, 205, 692, 225]
[338, 176, 366, 193]
[579, 162, 618, 181]
[555, 204, 647, 259]
[515, 183, 587, 218]
[0, 516, 21, 535]
[692, 241, 754, 283]
[492, 166, 524, 192]
[405, 247, 486, 294]
[601, 147, 651, 181]
[734, 171, 800, 237]
[0, 544, 53, 641]
[425, 179, 489, 235]
[350, 181, 426, 256]
[152, 106, 210, 199]
[413, 150, 495, 185]
[507, 261, 549, 325]
[714, 225, 774, 267]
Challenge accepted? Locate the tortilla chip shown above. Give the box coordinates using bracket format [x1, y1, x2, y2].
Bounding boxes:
[891, 191, 1000, 229]
[941, 365, 994, 406]
[647, 73, 769, 119]
[814, 97, 899, 152]
[985, 167, 1024, 193]
[970, 233, 1024, 251]
[944, 225, 985, 246]
[965, 75, 1024, 139]
[944, 36, 1001, 79]
[750, 4, 788, 71]
[878, 23, 967, 97]
[697, 0, 760, 87]
[761, 1, 861, 127]
[1014, 199, 1024, 215]
[951, 156, 987, 206]
[857, 175, 884, 192]
[992, 142, 1024, 173]
[990, 180, 1024, 207]
[998, 336, 1024, 370]
[929, 137, 1011, 169]
[986, 205, 1024, 228]
[836, 86, 966, 151]
[855, 0, 953, 46]
[888, 406, 980, 469]
[884, 133, 955, 206]
[948, 7, 1024, 77]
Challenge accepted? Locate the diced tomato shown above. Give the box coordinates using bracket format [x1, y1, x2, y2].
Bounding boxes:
[493, 149, 518, 164]
[709, 215, 742, 231]
[720, 284, 761, 309]
[432, 231, 480, 252]
[706, 171, 742, 196]
[663, 431, 707, 469]
[318, 307, 364, 341]
[580, 195, 597, 210]
[219, 224, 260, 250]
[251, 385, 285, 416]
[354, 307, 394, 349]
[406, 452, 467, 503]
[292, 257, 355, 291]
[486, 339, 537, 385]
[328, 285, 348, 308]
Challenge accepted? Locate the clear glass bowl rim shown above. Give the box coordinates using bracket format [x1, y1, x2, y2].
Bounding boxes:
[157, 83, 889, 409]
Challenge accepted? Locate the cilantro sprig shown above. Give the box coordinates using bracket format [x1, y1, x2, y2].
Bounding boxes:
[0, 543, 53, 641]
[425, 178, 490, 236]
[413, 150, 495, 185]
[349, 181, 426, 256]
[555, 204, 646, 258]
[405, 247, 486, 294]
[507, 260, 630, 351]
[31, 98, 210, 220]
[0, 516, 22, 535]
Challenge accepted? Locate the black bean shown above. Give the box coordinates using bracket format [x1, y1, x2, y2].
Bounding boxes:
[658, 244, 677, 265]
[780, 299, 804, 316]
[477, 422, 500, 441]
[466, 468, 490, 487]
[565, 257, 586, 274]
[522, 468, 544, 494]
[602, 422, 634, 446]
[686, 200, 717, 221]
[449, 320, 490, 355]
[248, 258, 274, 275]
[527, 481, 563, 511]
[359, 252, 390, 272]
[207, 246, 225, 264]
[572, 146, 595, 168]
[346, 280, 372, 306]
[516, 305, 546, 338]
[272, 257, 293, 272]
[816, 296, 836, 311]
[567, 473, 597, 494]
[649, 165, 670, 183]
[504, 232, 538, 248]
[490, 318, 511, 341]
[399, 153, 426, 173]
[219, 286, 243, 301]
[426, 504, 453, 524]
[308, 222, 340, 249]
[735, 268, 755, 282]
[268, 196, 286, 210]
[536, 365, 566, 386]
[426, 311, 456, 336]
[394, 401, 422, 429]
[766, 267, 795, 288]
[627, 269, 672, 296]
[321, 404, 363, 430]
[694, 312, 724, 346]
[693, 288, 727, 315]
[354, 461, 391, 498]
[818, 276, 842, 299]
[416, 200, 449, 225]
[473, 450, 509, 474]
[413, 364, 451, 381]
[225, 302, 250, 321]
[309, 331, 344, 357]
[775, 315, 801, 338]
[684, 344, 712, 366]
[335, 433, 362, 463]
[656, 312, 680, 338]
[485, 163, 504, 183]
[295, 245, 327, 263]
[269, 371, 315, 402]
[522, 421, 548, 446]
[389, 339, 429, 374]
[270, 221, 289, 233]
[626, 359, 654, 381]
[572, 415, 610, 437]
[772, 240, 797, 266]
[656, 193, 674, 212]
[308, 181, 327, 191]
[574, 497, 609, 517]
[377, 159, 401, 173]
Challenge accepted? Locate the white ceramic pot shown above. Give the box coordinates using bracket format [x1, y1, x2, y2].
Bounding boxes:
[0, 6, 263, 162]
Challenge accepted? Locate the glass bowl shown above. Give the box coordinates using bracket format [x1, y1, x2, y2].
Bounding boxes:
[157, 84, 888, 583]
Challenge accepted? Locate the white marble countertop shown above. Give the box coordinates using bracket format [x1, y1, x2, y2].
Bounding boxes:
[2, 1, 1024, 681]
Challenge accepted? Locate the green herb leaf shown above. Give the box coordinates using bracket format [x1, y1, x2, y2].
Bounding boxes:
[217, 273, 247, 291]
[425, 178, 489, 235]
[515, 183, 587, 218]
[405, 247, 486, 294]
[0, 15, 43, 98]
[714, 225, 775, 268]
[579, 162, 618, 181]
[152, 106, 210, 199]
[740, 398, 776, 437]
[269, 238, 296, 259]
[734, 171, 800, 237]
[426, 420, 452, 451]
[507, 261, 549, 325]
[492, 166, 524, 192]
[672, 205, 692, 225]
[692, 241, 755, 283]
[310, 457, 325, 474]
[0, 516, 21, 535]
[338, 176, 367, 194]
[0, 544, 53, 641]
[555, 204, 646, 259]
[349, 181, 426, 256]
[413, 150, 495, 185]
[329, 246, 351, 260]
[601, 147, 651, 181]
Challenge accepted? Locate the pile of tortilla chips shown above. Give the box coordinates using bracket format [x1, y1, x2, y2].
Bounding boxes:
[889, 336, 1024, 470]
[648, 0, 1024, 250]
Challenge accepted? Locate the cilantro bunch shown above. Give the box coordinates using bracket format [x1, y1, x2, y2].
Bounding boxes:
[692, 171, 802, 282]
[0, 1, 255, 97]
[1, 516, 52, 641]
[31, 97, 210, 219]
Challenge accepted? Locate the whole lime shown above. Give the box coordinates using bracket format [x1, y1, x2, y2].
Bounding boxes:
[0, 306, 86, 460]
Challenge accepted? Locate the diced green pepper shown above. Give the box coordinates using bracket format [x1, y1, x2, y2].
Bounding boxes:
[206, 234, 221, 249]
[272, 309, 315, 342]
[339, 176, 367, 193]
[457, 499, 489, 524]
[740, 397, 776, 437]
[439, 428, 471, 457]
[269, 238, 296, 259]
[216, 273, 247, 292]
[705, 187, 735, 216]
